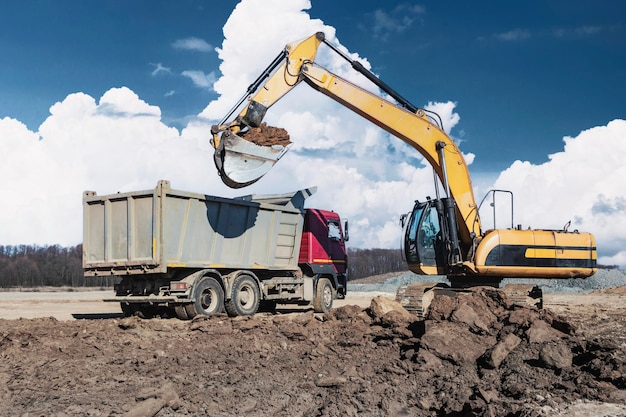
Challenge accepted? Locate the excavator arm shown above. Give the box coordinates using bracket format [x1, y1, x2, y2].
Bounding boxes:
[211, 32, 481, 245]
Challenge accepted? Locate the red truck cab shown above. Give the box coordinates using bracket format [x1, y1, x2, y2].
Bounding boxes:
[299, 209, 349, 298]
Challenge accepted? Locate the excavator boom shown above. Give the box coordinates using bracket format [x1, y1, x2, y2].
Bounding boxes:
[212, 32, 481, 243]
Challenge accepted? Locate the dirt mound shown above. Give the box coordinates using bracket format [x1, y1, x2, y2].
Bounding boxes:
[240, 122, 291, 147]
[407, 287, 625, 415]
[593, 285, 626, 295]
[1, 288, 625, 416]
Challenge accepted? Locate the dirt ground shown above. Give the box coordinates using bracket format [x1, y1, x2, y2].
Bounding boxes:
[0, 287, 625, 417]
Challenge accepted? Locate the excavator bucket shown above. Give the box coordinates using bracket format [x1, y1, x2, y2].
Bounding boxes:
[213, 129, 289, 189]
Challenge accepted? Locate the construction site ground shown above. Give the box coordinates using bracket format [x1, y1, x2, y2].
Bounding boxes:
[0, 281, 625, 417]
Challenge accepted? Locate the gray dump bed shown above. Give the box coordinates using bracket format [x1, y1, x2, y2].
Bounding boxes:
[83, 180, 315, 276]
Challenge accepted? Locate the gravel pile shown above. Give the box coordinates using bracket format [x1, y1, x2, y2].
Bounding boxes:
[348, 269, 626, 294]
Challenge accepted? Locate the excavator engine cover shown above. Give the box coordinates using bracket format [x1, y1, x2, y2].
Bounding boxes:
[214, 129, 288, 188]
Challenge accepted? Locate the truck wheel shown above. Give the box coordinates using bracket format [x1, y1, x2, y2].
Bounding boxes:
[186, 277, 225, 318]
[313, 278, 334, 313]
[136, 304, 157, 319]
[174, 306, 190, 320]
[225, 275, 260, 317]
[120, 302, 135, 317]
[120, 303, 155, 318]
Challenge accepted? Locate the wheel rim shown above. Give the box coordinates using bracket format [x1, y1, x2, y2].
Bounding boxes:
[201, 288, 218, 312]
[322, 283, 332, 307]
[238, 284, 254, 309]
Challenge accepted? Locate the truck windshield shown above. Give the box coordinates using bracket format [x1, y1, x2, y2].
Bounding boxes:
[328, 220, 342, 241]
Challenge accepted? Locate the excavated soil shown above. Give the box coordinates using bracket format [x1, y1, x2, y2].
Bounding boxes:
[240, 122, 291, 146]
[1, 288, 626, 417]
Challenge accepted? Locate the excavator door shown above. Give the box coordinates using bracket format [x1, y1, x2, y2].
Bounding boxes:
[403, 200, 447, 275]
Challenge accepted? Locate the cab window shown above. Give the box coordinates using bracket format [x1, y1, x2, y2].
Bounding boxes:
[404, 206, 423, 263]
[419, 206, 440, 260]
[328, 220, 341, 241]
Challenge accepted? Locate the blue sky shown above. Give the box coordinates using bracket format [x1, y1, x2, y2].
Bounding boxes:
[1, 0, 626, 267]
[2, 1, 623, 172]
[319, 1, 626, 173]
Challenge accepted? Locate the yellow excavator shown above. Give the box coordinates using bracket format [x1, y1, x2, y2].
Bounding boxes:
[210, 32, 597, 315]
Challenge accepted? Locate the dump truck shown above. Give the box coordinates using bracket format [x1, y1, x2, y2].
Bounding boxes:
[83, 180, 348, 319]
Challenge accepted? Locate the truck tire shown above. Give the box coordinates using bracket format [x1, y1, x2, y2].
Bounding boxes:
[174, 306, 190, 320]
[121, 303, 155, 318]
[136, 305, 157, 319]
[225, 275, 260, 317]
[313, 278, 334, 313]
[120, 302, 135, 317]
[185, 276, 225, 318]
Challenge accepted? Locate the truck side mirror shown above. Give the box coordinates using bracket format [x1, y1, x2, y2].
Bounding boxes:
[344, 220, 349, 242]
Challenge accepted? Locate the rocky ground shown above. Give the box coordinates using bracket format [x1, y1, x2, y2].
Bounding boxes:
[0, 283, 625, 417]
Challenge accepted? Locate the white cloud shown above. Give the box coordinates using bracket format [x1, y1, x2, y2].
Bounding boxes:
[1, 0, 625, 272]
[424, 101, 460, 134]
[97, 87, 161, 117]
[494, 28, 531, 41]
[199, 0, 339, 119]
[182, 70, 217, 90]
[490, 119, 626, 267]
[554, 26, 603, 39]
[0, 117, 39, 142]
[150, 62, 172, 76]
[172, 37, 213, 52]
[0, 88, 215, 245]
[371, 4, 425, 39]
[575, 25, 602, 36]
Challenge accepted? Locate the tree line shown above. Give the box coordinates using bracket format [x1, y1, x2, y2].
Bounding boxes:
[0, 245, 117, 288]
[0, 245, 407, 288]
[347, 248, 407, 278]
[1, 244, 615, 289]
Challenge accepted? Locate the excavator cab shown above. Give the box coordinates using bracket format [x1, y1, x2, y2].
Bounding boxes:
[403, 199, 448, 275]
